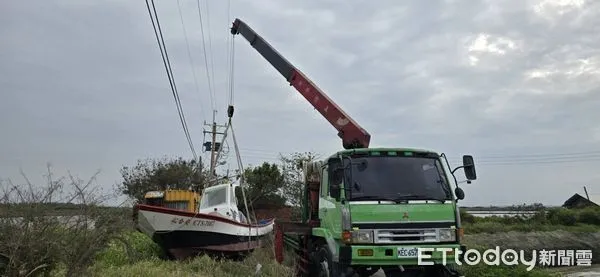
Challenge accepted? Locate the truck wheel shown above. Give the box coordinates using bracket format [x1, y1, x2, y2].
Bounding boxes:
[316, 246, 343, 277]
[442, 264, 461, 277]
[422, 265, 459, 277]
[353, 266, 379, 277]
[383, 266, 448, 277]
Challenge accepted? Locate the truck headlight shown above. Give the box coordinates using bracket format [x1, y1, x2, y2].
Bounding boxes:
[438, 228, 456, 242]
[351, 230, 373, 244]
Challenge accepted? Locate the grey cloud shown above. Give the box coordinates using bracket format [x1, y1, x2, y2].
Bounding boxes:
[1, 0, 599, 206]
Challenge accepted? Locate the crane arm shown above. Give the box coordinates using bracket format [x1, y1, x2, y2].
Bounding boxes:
[230, 18, 371, 149]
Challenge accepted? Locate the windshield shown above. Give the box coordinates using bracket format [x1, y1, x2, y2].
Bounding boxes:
[340, 156, 452, 202]
[200, 187, 227, 209]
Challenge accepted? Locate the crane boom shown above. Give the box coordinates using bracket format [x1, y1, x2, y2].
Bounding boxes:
[230, 18, 371, 149]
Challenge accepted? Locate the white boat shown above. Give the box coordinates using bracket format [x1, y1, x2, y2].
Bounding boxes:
[134, 179, 274, 259]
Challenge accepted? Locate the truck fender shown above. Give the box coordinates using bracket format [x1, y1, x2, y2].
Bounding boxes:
[312, 227, 340, 262]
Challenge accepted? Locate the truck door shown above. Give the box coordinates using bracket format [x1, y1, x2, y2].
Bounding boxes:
[319, 164, 342, 236]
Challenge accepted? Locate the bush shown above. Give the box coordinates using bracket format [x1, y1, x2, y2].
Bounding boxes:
[577, 207, 600, 225]
[94, 231, 163, 267]
[0, 168, 127, 277]
[464, 221, 506, 234]
[460, 209, 476, 224]
[547, 208, 577, 226]
[530, 210, 548, 224]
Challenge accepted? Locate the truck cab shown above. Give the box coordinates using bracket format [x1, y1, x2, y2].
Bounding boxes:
[301, 147, 476, 277]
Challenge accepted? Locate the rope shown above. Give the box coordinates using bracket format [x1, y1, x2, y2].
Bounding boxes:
[229, 118, 256, 251]
[208, 29, 235, 186]
[228, 34, 236, 105]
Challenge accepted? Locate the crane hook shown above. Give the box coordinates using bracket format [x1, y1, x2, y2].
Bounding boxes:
[227, 105, 234, 118]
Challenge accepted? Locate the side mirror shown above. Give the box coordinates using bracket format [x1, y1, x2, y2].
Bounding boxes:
[455, 187, 465, 200]
[462, 155, 477, 180]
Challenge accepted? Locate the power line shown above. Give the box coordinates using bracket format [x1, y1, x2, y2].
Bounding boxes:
[449, 156, 600, 166]
[145, 0, 198, 161]
[446, 151, 600, 165]
[235, 147, 600, 167]
[195, 0, 215, 112]
[203, 0, 218, 110]
[474, 150, 600, 159]
[175, 0, 206, 121]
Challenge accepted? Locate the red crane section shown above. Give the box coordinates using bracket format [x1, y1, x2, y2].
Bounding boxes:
[230, 18, 371, 149]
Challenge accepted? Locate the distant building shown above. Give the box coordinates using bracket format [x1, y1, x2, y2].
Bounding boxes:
[562, 193, 600, 209]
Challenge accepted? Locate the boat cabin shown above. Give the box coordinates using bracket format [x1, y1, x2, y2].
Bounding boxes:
[142, 189, 200, 213]
[199, 180, 248, 223]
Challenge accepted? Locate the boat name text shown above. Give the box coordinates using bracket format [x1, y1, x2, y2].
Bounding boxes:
[171, 217, 215, 227]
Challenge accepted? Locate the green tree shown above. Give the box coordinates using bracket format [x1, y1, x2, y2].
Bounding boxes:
[118, 157, 206, 201]
[237, 162, 286, 208]
[279, 152, 319, 207]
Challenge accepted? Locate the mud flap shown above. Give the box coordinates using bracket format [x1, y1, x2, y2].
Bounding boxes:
[274, 224, 284, 263]
[458, 245, 467, 263]
[339, 245, 352, 266]
[337, 246, 354, 277]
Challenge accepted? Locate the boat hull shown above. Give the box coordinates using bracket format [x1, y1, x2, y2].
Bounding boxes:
[134, 204, 274, 259]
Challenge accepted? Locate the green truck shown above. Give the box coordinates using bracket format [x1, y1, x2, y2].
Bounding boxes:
[231, 18, 477, 277]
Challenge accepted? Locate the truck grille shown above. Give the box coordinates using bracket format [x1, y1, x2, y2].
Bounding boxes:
[374, 228, 439, 244]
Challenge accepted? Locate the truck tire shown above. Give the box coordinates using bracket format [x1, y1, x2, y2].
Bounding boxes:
[353, 266, 379, 277]
[442, 264, 462, 277]
[383, 265, 453, 277]
[315, 246, 344, 277]
[422, 265, 459, 277]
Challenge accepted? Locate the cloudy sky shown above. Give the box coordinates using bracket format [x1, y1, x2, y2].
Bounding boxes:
[1, 0, 599, 207]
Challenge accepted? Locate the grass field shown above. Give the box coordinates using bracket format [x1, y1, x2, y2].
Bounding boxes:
[2, 205, 599, 277]
[49, 231, 556, 277]
[77, 229, 597, 277]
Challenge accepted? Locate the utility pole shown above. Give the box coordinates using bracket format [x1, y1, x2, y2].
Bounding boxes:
[584, 186, 590, 200]
[210, 110, 217, 176]
[203, 110, 227, 186]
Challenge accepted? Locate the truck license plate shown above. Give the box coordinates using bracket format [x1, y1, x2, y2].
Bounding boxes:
[397, 247, 419, 258]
